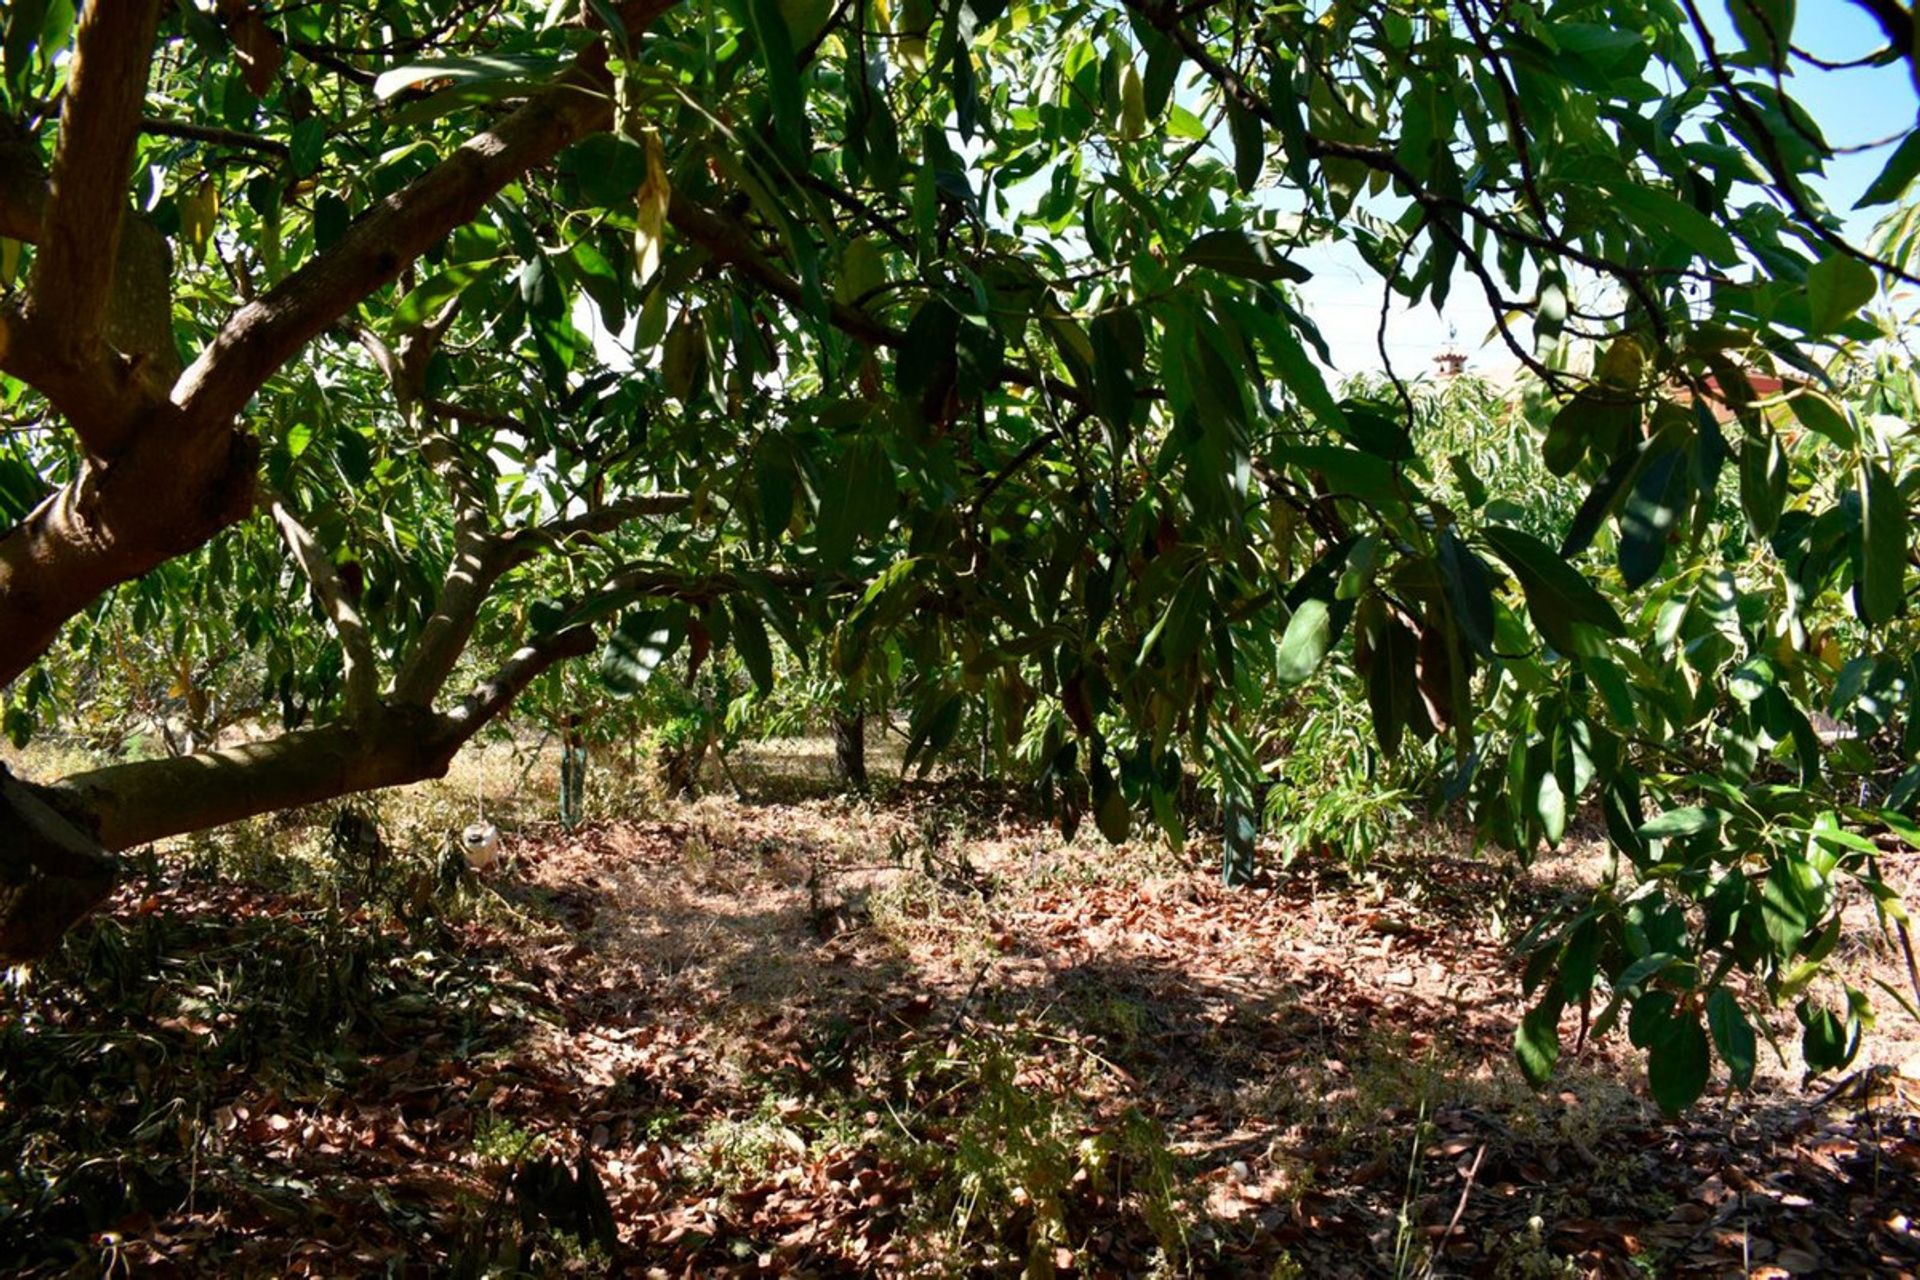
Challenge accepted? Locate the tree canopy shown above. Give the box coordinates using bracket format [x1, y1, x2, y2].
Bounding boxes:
[1, 0, 1919, 1109]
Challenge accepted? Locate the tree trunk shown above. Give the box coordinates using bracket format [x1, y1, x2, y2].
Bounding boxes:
[559, 720, 587, 830]
[833, 713, 868, 792]
[0, 765, 118, 965]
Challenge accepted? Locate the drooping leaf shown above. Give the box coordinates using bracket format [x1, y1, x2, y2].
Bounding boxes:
[1437, 529, 1497, 658]
[1180, 228, 1313, 284]
[1738, 428, 1789, 538]
[1806, 253, 1877, 333]
[1856, 458, 1907, 624]
[731, 600, 776, 696]
[1618, 447, 1691, 589]
[1647, 1015, 1711, 1113]
[746, 0, 810, 166]
[1706, 988, 1756, 1090]
[1274, 598, 1334, 685]
[599, 609, 685, 694]
[1480, 525, 1626, 651]
[1857, 128, 1920, 208]
[1515, 994, 1563, 1086]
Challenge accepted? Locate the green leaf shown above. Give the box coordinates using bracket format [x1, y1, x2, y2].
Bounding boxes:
[1738, 428, 1789, 538]
[1543, 391, 1637, 478]
[1225, 98, 1263, 192]
[289, 119, 326, 178]
[1857, 459, 1907, 624]
[1798, 1000, 1852, 1072]
[1364, 607, 1417, 757]
[1806, 253, 1877, 333]
[814, 437, 896, 565]
[1480, 525, 1626, 651]
[1533, 753, 1569, 846]
[1728, 0, 1794, 68]
[903, 691, 963, 775]
[731, 601, 775, 696]
[746, 0, 809, 166]
[599, 609, 685, 694]
[1647, 1015, 1710, 1113]
[1515, 994, 1562, 1086]
[1618, 447, 1691, 590]
[1089, 309, 1142, 441]
[392, 259, 498, 332]
[1334, 400, 1413, 462]
[837, 236, 886, 306]
[1705, 988, 1756, 1090]
[1761, 864, 1813, 959]
[1274, 598, 1334, 685]
[1437, 529, 1497, 657]
[0, 454, 49, 525]
[1180, 228, 1312, 284]
[1606, 184, 1740, 267]
[1281, 445, 1400, 508]
[1628, 990, 1680, 1049]
[1636, 805, 1721, 838]
[1788, 391, 1855, 448]
[2, 0, 49, 95]
[1857, 129, 1920, 208]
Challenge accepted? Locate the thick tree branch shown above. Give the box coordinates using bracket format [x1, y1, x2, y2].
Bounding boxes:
[29, 633, 597, 891]
[23, 0, 166, 446]
[443, 625, 597, 735]
[265, 488, 379, 717]
[500, 493, 695, 565]
[50, 705, 462, 856]
[0, 126, 179, 403]
[0, 764, 118, 964]
[0, 3, 178, 454]
[0, 411, 257, 691]
[174, 1, 678, 431]
[391, 514, 508, 707]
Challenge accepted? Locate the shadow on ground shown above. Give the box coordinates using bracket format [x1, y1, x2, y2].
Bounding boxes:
[2, 770, 1916, 1277]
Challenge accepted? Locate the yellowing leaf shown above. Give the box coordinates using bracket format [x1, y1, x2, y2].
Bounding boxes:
[836, 236, 886, 307]
[181, 176, 220, 264]
[634, 128, 670, 286]
[1595, 333, 1644, 388]
[1119, 64, 1146, 139]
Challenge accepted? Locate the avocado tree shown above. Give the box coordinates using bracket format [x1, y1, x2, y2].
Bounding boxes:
[0, 0, 1917, 1107]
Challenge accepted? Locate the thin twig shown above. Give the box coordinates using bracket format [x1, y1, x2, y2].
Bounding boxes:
[1422, 1142, 1487, 1278]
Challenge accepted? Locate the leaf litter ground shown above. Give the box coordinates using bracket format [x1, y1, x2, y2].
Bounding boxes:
[2, 744, 1917, 1277]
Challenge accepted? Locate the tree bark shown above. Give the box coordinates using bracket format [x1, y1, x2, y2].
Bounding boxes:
[0, 766, 118, 965]
[833, 713, 868, 792]
[0, 2, 680, 696]
[51, 704, 462, 853]
[0, 626, 595, 960]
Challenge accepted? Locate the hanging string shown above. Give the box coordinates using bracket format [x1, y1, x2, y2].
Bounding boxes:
[462, 743, 501, 869]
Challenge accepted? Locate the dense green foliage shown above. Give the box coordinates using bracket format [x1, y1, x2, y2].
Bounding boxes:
[2, 0, 1920, 1110]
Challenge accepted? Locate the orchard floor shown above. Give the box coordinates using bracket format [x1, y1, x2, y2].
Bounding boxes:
[3, 740, 1919, 1277]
